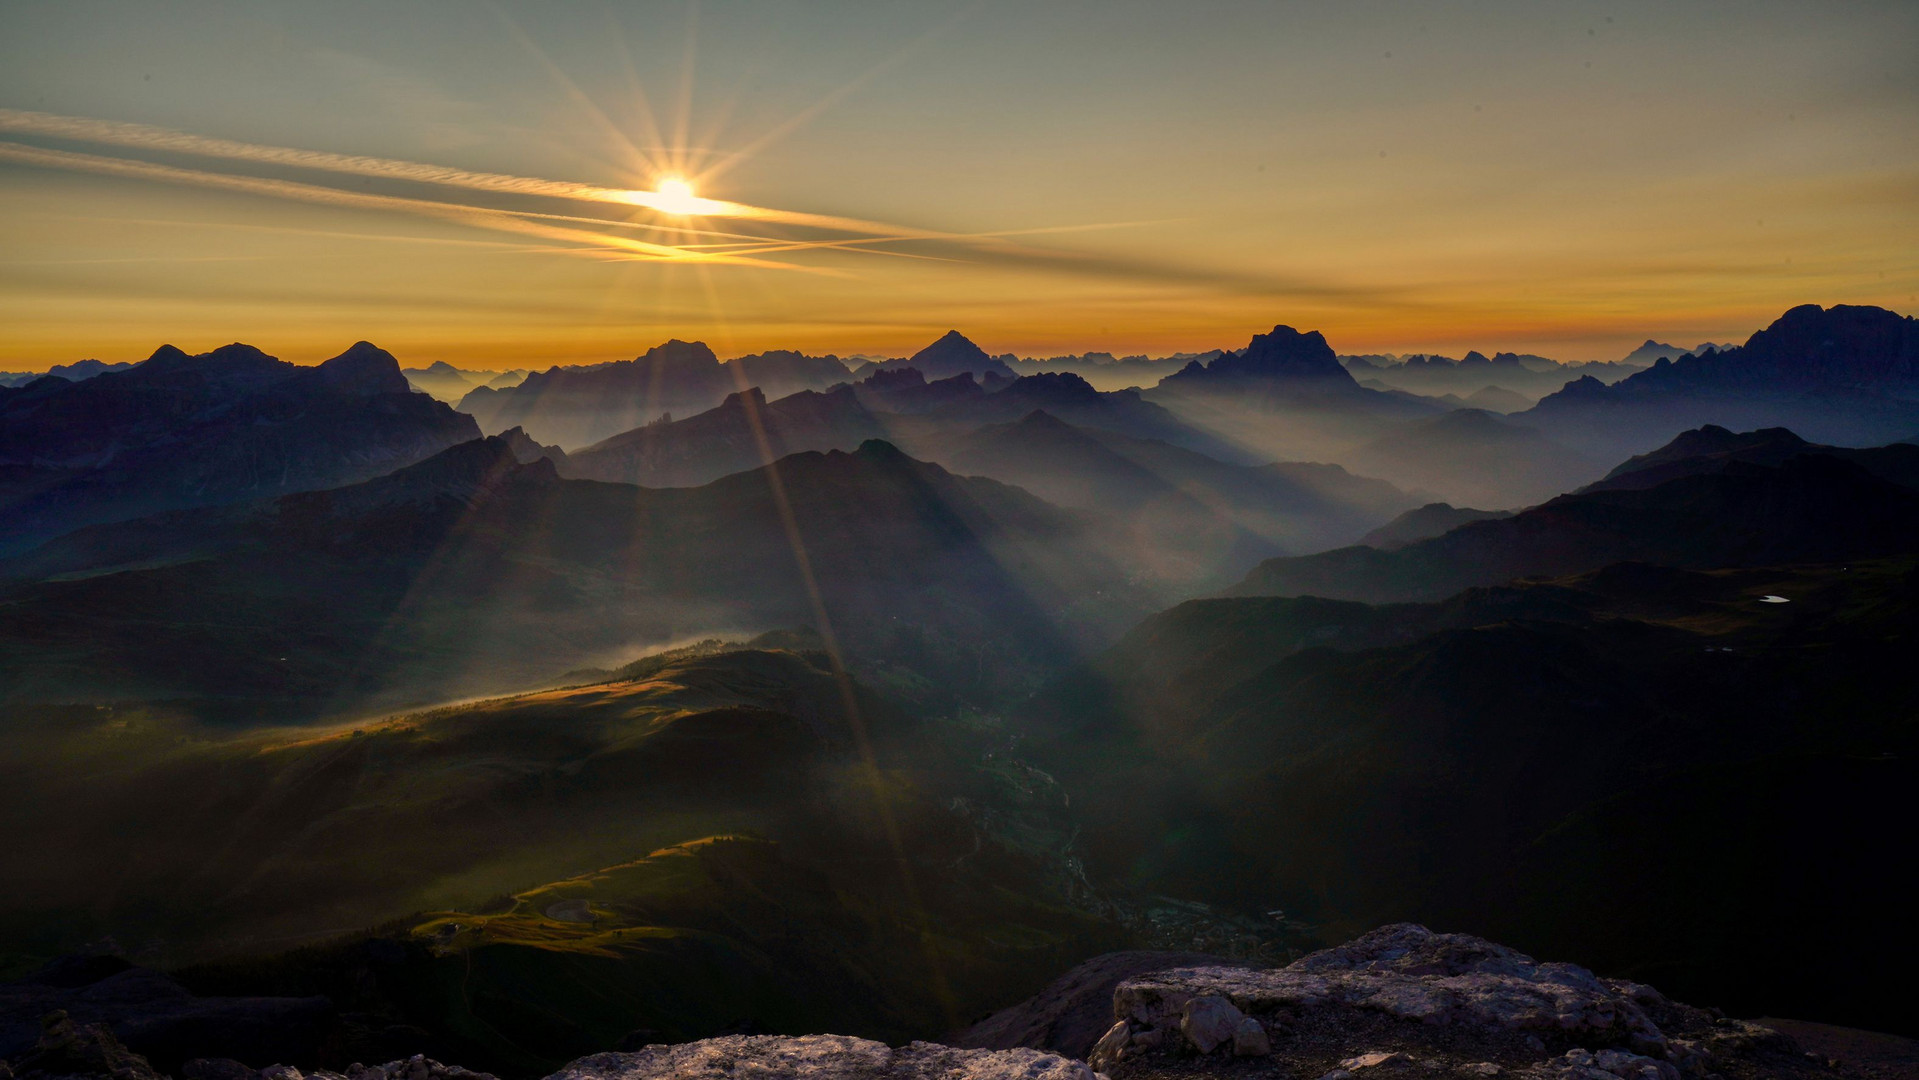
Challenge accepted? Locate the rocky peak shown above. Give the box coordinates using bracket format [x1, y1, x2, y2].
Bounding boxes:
[905, 332, 1015, 381]
[1168, 325, 1356, 385]
[718, 387, 769, 409]
[637, 339, 720, 366]
[313, 342, 411, 396]
[140, 344, 194, 369]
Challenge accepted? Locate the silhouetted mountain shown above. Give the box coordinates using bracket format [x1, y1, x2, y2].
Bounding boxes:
[1341, 350, 1643, 403]
[565, 374, 1414, 574]
[927, 371, 1238, 455]
[850, 331, 1016, 383]
[1025, 556, 1919, 1036]
[1343, 408, 1604, 509]
[1229, 448, 1919, 602]
[849, 367, 989, 414]
[1359, 502, 1513, 549]
[1144, 325, 1442, 464]
[1459, 384, 1531, 412]
[1580, 424, 1919, 494]
[497, 424, 569, 469]
[1162, 325, 1354, 387]
[1006, 350, 1214, 391]
[0, 341, 479, 554]
[457, 341, 849, 448]
[566, 385, 903, 487]
[1526, 304, 1919, 458]
[400, 359, 525, 401]
[0, 436, 1149, 714]
[0, 358, 135, 387]
[1618, 338, 1737, 366]
[570, 362, 1249, 477]
[947, 411, 1419, 556]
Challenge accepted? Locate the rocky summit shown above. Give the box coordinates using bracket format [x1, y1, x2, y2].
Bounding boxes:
[1083, 925, 1831, 1079]
[3, 925, 1871, 1080]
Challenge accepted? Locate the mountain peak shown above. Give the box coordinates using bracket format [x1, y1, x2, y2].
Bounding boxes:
[1011, 408, 1074, 432]
[316, 341, 411, 395]
[720, 386, 769, 408]
[903, 331, 1015, 382]
[143, 344, 193, 367]
[854, 438, 912, 461]
[638, 339, 720, 365]
[1169, 324, 1354, 385]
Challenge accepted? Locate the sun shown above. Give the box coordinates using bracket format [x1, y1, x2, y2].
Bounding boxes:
[652, 177, 702, 216]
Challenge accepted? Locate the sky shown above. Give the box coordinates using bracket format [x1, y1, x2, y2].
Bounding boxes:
[1, 0, 1915, 369]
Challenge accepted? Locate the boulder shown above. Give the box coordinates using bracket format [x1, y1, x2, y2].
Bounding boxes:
[1179, 996, 1244, 1054]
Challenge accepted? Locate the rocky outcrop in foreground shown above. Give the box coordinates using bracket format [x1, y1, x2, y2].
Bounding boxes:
[547, 1037, 1099, 1080]
[1084, 924, 1831, 1079]
[5, 925, 1883, 1080]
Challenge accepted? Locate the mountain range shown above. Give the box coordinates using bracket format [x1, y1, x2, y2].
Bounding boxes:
[0, 434, 1154, 715]
[401, 360, 529, 402]
[0, 341, 478, 554]
[5, 300, 1919, 1078]
[0, 358, 135, 387]
[1341, 350, 1646, 404]
[458, 341, 850, 448]
[1524, 304, 1919, 459]
[845, 330, 1017, 384]
[1229, 427, 1919, 602]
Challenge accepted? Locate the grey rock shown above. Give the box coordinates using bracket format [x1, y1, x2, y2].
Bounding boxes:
[1231, 1016, 1270, 1057]
[1116, 925, 1666, 1041]
[954, 950, 1252, 1059]
[1339, 1051, 1418, 1071]
[1180, 995, 1245, 1054]
[541, 1035, 1106, 1080]
[1522, 1048, 1679, 1079]
[1087, 1022, 1130, 1071]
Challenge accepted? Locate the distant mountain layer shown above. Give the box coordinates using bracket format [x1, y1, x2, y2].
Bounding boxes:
[1340, 350, 1645, 403]
[1618, 338, 1739, 366]
[1007, 350, 1215, 391]
[0, 358, 135, 387]
[459, 339, 850, 448]
[1342, 408, 1604, 509]
[1525, 304, 1919, 458]
[847, 330, 1016, 384]
[1359, 502, 1513, 549]
[1230, 434, 1919, 603]
[0, 435, 1152, 714]
[401, 360, 528, 401]
[0, 341, 478, 553]
[562, 374, 1417, 573]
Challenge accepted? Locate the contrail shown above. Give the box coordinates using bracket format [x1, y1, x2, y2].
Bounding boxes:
[0, 107, 966, 241]
[0, 139, 802, 269]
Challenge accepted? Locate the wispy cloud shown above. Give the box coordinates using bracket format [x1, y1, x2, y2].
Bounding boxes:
[0, 107, 1368, 299]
